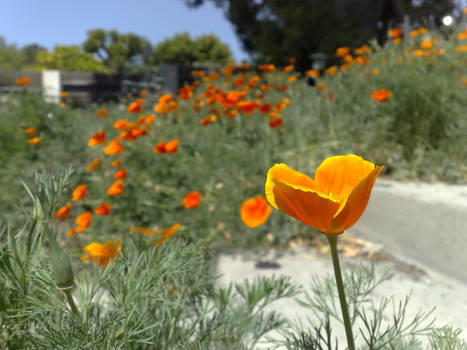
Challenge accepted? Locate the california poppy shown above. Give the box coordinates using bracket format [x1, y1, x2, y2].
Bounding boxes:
[183, 191, 201, 209]
[371, 88, 392, 103]
[127, 99, 143, 114]
[269, 118, 283, 129]
[104, 140, 123, 155]
[155, 223, 181, 246]
[72, 184, 87, 201]
[154, 139, 179, 154]
[25, 127, 36, 135]
[236, 101, 259, 114]
[388, 28, 403, 38]
[335, 46, 351, 58]
[114, 168, 127, 179]
[265, 155, 382, 235]
[56, 202, 71, 218]
[110, 159, 121, 167]
[113, 119, 130, 130]
[88, 130, 106, 147]
[107, 180, 124, 196]
[75, 211, 92, 233]
[16, 76, 30, 86]
[96, 108, 108, 119]
[240, 196, 271, 228]
[81, 239, 121, 267]
[27, 137, 40, 144]
[95, 202, 111, 216]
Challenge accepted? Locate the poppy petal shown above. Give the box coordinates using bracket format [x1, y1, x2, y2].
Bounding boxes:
[330, 165, 383, 233]
[314, 155, 375, 202]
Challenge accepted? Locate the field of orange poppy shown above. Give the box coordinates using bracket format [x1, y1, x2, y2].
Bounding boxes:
[0, 25, 466, 257]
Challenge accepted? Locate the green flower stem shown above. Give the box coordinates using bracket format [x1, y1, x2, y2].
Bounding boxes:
[64, 289, 81, 321]
[327, 234, 355, 350]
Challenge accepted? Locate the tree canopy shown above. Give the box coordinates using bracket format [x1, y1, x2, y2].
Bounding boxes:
[83, 29, 153, 72]
[32, 46, 110, 73]
[154, 32, 233, 66]
[183, 0, 458, 72]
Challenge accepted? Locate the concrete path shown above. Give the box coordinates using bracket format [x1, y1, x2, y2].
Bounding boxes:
[216, 179, 467, 348]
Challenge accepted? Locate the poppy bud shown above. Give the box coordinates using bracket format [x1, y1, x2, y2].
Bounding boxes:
[51, 246, 74, 290]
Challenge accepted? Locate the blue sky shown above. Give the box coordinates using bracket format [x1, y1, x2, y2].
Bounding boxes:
[0, 0, 249, 61]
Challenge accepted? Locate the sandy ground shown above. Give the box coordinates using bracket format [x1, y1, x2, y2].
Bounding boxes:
[216, 179, 467, 348]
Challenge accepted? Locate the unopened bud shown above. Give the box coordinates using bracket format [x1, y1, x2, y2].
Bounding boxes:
[50, 240, 74, 290]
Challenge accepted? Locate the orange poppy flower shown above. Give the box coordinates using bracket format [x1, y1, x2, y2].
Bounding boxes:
[236, 101, 259, 114]
[288, 76, 297, 83]
[113, 119, 130, 130]
[16, 76, 30, 86]
[139, 89, 148, 97]
[110, 159, 121, 167]
[25, 127, 36, 135]
[306, 69, 320, 79]
[104, 140, 123, 155]
[127, 99, 143, 114]
[27, 137, 40, 144]
[72, 184, 87, 201]
[154, 139, 179, 154]
[107, 180, 124, 196]
[56, 202, 71, 218]
[154, 223, 181, 246]
[81, 239, 121, 267]
[325, 66, 337, 76]
[60, 91, 68, 98]
[335, 46, 351, 58]
[265, 155, 383, 235]
[371, 88, 392, 103]
[388, 28, 403, 38]
[279, 85, 288, 91]
[269, 118, 283, 129]
[165, 139, 179, 153]
[75, 211, 92, 233]
[420, 40, 433, 50]
[259, 103, 271, 114]
[258, 64, 275, 72]
[95, 202, 111, 216]
[240, 195, 271, 228]
[85, 157, 101, 171]
[183, 191, 201, 209]
[88, 130, 106, 147]
[145, 114, 156, 123]
[200, 117, 210, 127]
[96, 108, 108, 119]
[114, 168, 127, 179]
[282, 65, 294, 73]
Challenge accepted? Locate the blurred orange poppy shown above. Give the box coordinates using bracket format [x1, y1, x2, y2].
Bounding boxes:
[236, 101, 259, 114]
[269, 118, 283, 129]
[25, 127, 36, 135]
[154, 139, 179, 154]
[306, 69, 320, 79]
[107, 180, 124, 196]
[240, 196, 271, 228]
[72, 184, 87, 201]
[27, 137, 40, 144]
[388, 28, 403, 38]
[95, 202, 111, 216]
[56, 202, 71, 218]
[258, 64, 275, 72]
[96, 108, 108, 119]
[110, 159, 121, 167]
[114, 168, 127, 179]
[335, 46, 351, 58]
[265, 155, 382, 235]
[81, 239, 121, 267]
[183, 191, 201, 209]
[154, 223, 181, 246]
[104, 140, 123, 155]
[86, 157, 101, 171]
[16, 76, 30, 86]
[371, 88, 392, 103]
[75, 211, 92, 232]
[88, 130, 106, 147]
[127, 99, 143, 114]
[113, 119, 130, 130]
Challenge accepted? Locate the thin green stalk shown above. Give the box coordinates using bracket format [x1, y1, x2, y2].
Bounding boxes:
[327, 234, 355, 350]
[64, 289, 82, 322]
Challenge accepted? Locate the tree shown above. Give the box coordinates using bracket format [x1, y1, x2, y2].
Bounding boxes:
[83, 29, 153, 72]
[183, 0, 457, 72]
[32, 46, 110, 73]
[154, 32, 233, 66]
[0, 37, 29, 71]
